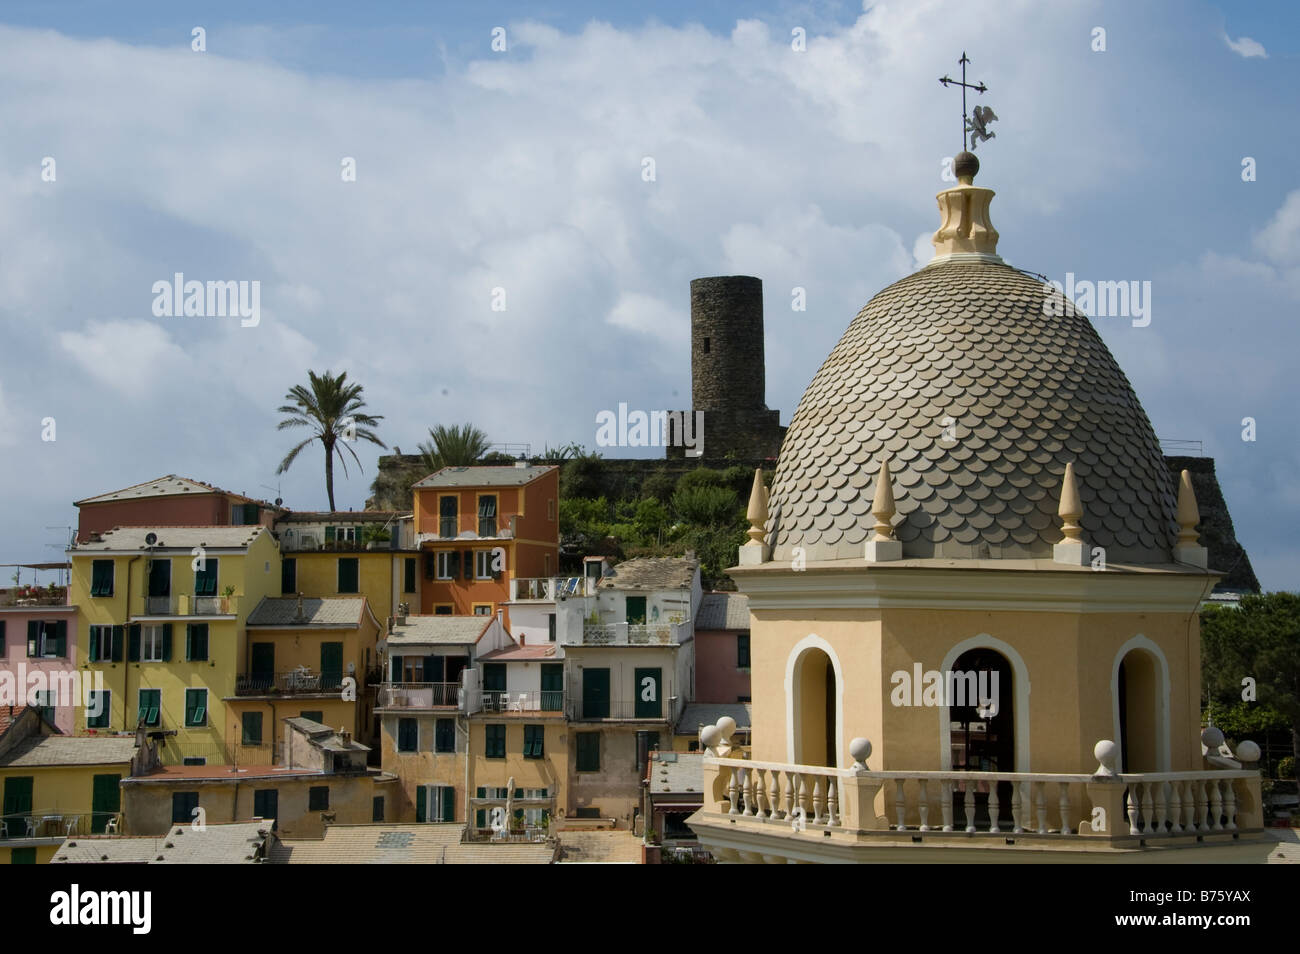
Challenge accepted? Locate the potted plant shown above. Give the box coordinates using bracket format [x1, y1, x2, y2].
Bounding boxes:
[220, 584, 236, 613]
[362, 525, 391, 550]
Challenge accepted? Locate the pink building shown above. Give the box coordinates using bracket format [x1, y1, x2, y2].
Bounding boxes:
[0, 598, 79, 735]
[693, 592, 751, 704]
[75, 475, 280, 543]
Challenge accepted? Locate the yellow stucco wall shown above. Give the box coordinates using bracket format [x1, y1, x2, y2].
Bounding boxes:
[290, 552, 396, 624]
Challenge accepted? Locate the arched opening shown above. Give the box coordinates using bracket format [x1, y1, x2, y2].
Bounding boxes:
[948, 648, 1014, 825]
[1118, 649, 1159, 773]
[793, 648, 837, 767]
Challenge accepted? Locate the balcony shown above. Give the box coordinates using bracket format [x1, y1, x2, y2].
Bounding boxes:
[471, 689, 566, 715]
[234, 669, 348, 697]
[689, 739, 1269, 864]
[1, 810, 121, 841]
[579, 622, 684, 646]
[566, 699, 667, 721]
[141, 594, 239, 617]
[2, 589, 68, 607]
[510, 577, 595, 601]
[377, 682, 462, 710]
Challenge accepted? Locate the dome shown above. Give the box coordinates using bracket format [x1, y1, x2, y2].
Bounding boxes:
[766, 259, 1179, 563]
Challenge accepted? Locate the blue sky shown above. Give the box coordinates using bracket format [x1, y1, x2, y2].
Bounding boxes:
[0, 0, 1296, 589]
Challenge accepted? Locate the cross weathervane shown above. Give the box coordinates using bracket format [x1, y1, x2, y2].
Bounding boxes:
[939, 52, 998, 152]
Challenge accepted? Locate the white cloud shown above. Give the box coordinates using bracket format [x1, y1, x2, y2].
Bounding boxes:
[57, 320, 194, 397]
[1224, 34, 1267, 59]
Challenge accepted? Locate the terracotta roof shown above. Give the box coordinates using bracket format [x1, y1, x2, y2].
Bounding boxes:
[695, 592, 750, 630]
[270, 824, 556, 864]
[71, 525, 269, 551]
[598, 557, 697, 591]
[766, 261, 1179, 563]
[75, 475, 278, 509]
[127, 764, 324, 781]
[247, 597, 366, 627]
[413, 465, 557, 489]
[386, 615, 491, 646]
[477, 644, 557, 661]
[0, 736, 137, 768]
[52, 821, 271, 864]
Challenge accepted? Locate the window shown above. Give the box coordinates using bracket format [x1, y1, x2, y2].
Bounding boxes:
[737, 695, 751, 703]
[281, 558, 296, 594]
[474, 550, 494, 579]
[194, 558, 219, 597]
[147, 559, 171, 598]
[32, 690, 55, 725]
[576, 732, 600, 772]
[242, 711, 263, 745]
[439, 495, 458, 538]
[434, 605, 453, 615]
[87, 625, 121, 662]
[90, 560, 114, 597]
[232, 503, 259, 525]
[337, 558, 359, 594]
[171, 791, 199, 823]
[10, 847, 35, 865]
[26, 619, 67, 658]
[253, 789, 278, 821]
[473, 604, 492, 616]
[548, 614, 556, 642]
[184, 688, 207, 727]
[485, 724, 506, 759]
[182, 757, 206, 766]
[573, 807, 601, 819]
[524, 724, 544, 759]
[397, 718, 418, 752]
[737, 632, 751, 668]
[435, 551, 457, 580]
[404, 558, 416, 593]
[418, 785, 455, 823]
[87, 690, 110, 729]
[372, 796, 385, 822]
[141, 625, 167, 662]
[299, 710, 323, 724]
[478, 495, 497, 537]
[308, 786, 330, 811]
[186, 623, 209, 661]
[138, 689, 161, 728]
[435, 718, 456, 753]
[548, 499, 555, 521]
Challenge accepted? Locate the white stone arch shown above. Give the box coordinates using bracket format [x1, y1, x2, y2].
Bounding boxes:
[938, 633, 1032, 771]
[1110, 633, 1171, 772]
[783, 634, 846, 767]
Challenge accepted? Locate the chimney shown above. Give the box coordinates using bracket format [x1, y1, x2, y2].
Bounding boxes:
[514, 459, 527, 469]
[295, 592, 304, 622]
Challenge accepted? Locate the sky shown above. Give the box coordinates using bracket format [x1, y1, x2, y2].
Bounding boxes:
[0, 0, 1296, 590]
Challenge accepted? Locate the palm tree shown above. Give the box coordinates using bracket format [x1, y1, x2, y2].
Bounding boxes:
[419, 423, 491, 472]
[276, 370, 387, 511]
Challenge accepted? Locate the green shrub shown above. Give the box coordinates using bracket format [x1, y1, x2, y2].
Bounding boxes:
[672, 485, 740, 525]
[1279, 756, 1296, 781]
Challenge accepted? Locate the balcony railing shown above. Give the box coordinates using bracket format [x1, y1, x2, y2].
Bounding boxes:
[690, 741, 1266, 862]
[510, 577, 595, 601]
[579, 622, 683, 646]
[1, 810, 122, 839]
[472, 689, 565, 714]
[378, 682, 462, 709]
[566, 699, 665, 721]
[2, 592, 68, 607]
[234, 669, 348, 696]
[141, 594, 239, 616]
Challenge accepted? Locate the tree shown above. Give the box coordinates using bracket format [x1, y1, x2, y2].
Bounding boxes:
[1202, 593, 1300, 786]
[419, 423, 491, 472]
[276, 370, 386, 511]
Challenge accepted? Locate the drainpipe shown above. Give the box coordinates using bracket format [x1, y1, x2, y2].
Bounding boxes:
[122, 555, 142, 734]
[458, 717, 470, 826]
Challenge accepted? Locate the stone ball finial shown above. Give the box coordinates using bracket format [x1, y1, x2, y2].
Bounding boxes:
[1201, 726, 1225, 748]
[849, 737, 872, 769]
[700, 725, 722, 750]
[716, 716, 737, 741]
[953, 150, 979, 183]
[1093, 739, 1118, 777]
[1235, 740, 1261, 763]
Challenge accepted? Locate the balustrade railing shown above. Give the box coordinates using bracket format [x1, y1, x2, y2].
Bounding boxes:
[378, 682, 462, 709]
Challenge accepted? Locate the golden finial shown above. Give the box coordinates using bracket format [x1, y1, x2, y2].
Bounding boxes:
[1058, 462, 1084, 543]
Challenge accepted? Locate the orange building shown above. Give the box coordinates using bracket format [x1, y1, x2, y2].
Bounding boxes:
[74, 475, 281, 544]
[411, 465, 559, 623]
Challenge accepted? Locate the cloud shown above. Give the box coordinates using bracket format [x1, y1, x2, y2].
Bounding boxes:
[1224, 33, 1267, 59]
[57, 320, 194, 398]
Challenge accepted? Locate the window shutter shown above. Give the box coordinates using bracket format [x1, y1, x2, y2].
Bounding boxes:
[87, 626, 99, 662]
[0, 619, 6, 655]
[391, 656, 402, 681]
[424, 553, 435, 580]
[416, 785, 427, 823]
[463, 550, 473, 580]
[448, 551, 460, 579]
[185, 624, 191, 661]
[476, 809, 485, 828]
[54, 620, 67, 657]
[128, 625, 141, 662]
[325, 526, 336, 543]
[442, 787, 454, 823]
[26, 620, 38, 657]
[111, 625, 124, 662]
[162, 624, 172, 661]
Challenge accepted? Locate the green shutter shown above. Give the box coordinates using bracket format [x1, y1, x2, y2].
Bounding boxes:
[391, 656, 402, 681]
[441, 787, 454, 823]
[325, 526, 336, 543]
[281, 558, 296, 594]
[195, 558, 218, 597]
[26, 620, 38, 658]
[87, 626, 99, 663]
[476, 809, 485, 828]
[162, 624, 172, 661]
[416, 786, 427, 822]
[110, 625, 124, 662]
[463, 549, 473, 581]
[54, 620, 67, 657]
[404, 558, 416, 593]
[634, 668, 661, 718]
[448, 551, 460, 578]
[128, 625, 141, 662]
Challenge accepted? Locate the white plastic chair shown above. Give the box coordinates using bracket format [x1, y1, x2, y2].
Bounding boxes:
[104, 816, 119, 834]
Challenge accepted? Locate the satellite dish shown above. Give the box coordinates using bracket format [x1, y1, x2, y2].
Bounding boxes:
[144, 533, 158, 545]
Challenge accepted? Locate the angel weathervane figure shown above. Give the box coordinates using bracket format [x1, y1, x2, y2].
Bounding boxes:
[939, 52, 998, 151]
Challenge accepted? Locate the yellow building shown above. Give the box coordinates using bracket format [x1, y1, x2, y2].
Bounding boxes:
[0, 707, 149, 863]
[69, 525, 282, 766]
[226, 596, 382, 764]
[688, 152, 1268, 863]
